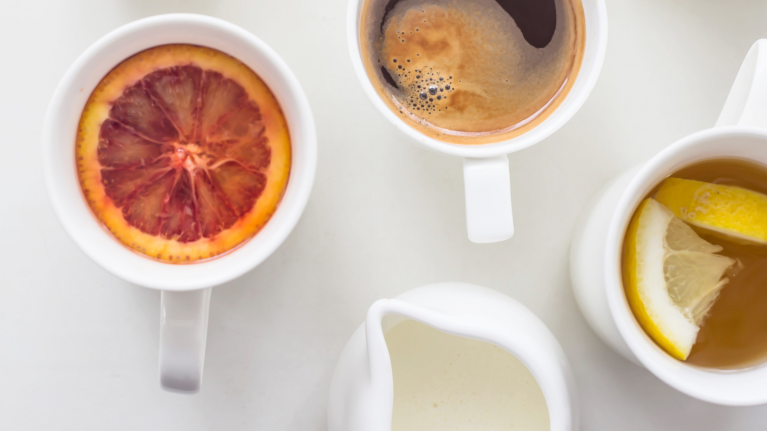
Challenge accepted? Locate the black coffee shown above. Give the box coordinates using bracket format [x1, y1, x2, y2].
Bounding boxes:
[360, 0, 584, 144]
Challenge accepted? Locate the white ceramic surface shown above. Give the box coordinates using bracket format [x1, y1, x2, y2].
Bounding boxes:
[5, 0, 767, 429]
[347, 0, 608, 243]
[570, 40, 767, 405]
[328, 282, 578, 431]
[41, 14, 317, 393]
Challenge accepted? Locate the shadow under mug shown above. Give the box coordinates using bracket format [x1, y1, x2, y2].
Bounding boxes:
[347, 0, 608, 243]
[571, 40, 767, 405]
[41, 14, 317, 393]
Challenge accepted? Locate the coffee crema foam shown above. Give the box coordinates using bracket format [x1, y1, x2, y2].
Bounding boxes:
[360, 0, 585, 145]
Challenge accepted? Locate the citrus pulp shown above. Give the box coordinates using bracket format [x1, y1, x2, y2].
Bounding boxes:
[76, 44, 291, 263]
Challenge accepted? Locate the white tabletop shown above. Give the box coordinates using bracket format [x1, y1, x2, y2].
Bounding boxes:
[3, 0, 767, 429]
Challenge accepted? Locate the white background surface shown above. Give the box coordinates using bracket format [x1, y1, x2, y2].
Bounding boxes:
[2, 0, 767, 429]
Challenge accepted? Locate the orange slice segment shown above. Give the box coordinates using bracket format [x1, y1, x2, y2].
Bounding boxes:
[77, 44, 291, 263]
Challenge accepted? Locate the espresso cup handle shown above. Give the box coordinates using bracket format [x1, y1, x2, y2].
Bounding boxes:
[159, 288, 212, 393]
[462, 156, 514, 243]
[717, 39, 767, 129]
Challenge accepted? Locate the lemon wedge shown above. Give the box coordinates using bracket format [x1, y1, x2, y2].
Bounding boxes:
[655, 178, 767, 245]
[623, 198, 735, 360]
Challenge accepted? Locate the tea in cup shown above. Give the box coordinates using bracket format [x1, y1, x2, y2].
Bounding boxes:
[570, 40, 767, 405]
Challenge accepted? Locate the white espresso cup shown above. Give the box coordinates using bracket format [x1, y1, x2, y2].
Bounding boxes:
[347, 0, 607, 243]
[570, 39, 767, 405]
[42, 14, 317, 393]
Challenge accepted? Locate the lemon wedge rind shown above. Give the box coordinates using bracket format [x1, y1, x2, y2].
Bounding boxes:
[655, 177, 767, 245]
[623, 198, 735, 360]
[624, 199, 697, 359]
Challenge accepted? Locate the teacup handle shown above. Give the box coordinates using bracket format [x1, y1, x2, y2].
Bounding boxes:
[159, 288, 212, 393]
[462, 155, 514, 243]
[717, 39, 767, 129]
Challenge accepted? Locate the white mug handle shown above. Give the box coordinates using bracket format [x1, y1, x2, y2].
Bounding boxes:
[462, 155, 514, 243]
[159, 288, 212, 393]
[716, 39, 767, 129]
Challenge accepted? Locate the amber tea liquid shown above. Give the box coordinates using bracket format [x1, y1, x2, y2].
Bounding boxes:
[634, 158, 767, 369]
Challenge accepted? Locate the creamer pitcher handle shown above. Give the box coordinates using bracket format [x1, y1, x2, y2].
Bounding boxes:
[159, 288, 211, 393]
[716, 39, 767, 129]
[462, 156, 514, 243]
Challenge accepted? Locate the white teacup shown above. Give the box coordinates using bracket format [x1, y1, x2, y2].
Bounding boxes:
[570, 39, 767, 405]
[42, 14, 317, 393]
[347, 0, 608, 243]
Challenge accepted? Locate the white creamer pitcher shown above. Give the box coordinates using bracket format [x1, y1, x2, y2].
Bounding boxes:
[327, 282, 578, 431]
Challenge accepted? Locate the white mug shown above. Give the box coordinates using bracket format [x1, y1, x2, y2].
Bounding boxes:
[328, 282, 578, 431]
[570, 39, 767, 405]
[347, 0, 608, 243]
[42, 14, 317, 393]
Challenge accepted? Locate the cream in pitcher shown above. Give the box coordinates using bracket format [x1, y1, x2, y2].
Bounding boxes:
[387, 319, 549, 431]
[328, 282, 577, 431]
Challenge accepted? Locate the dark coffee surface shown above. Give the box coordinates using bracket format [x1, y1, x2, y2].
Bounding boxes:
[360, 0, 583, 144]
[382, 0, 558, 48]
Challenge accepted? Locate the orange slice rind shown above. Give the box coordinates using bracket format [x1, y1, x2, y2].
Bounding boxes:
[77, 44, 291, 263]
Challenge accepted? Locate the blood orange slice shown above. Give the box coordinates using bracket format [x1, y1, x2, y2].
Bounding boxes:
[76, 44, 291, 263]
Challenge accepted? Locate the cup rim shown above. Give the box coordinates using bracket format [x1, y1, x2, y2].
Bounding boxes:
[41, 14, 317, 291]
[345, 0, 608, 158]
[604, 126, 767, 405]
